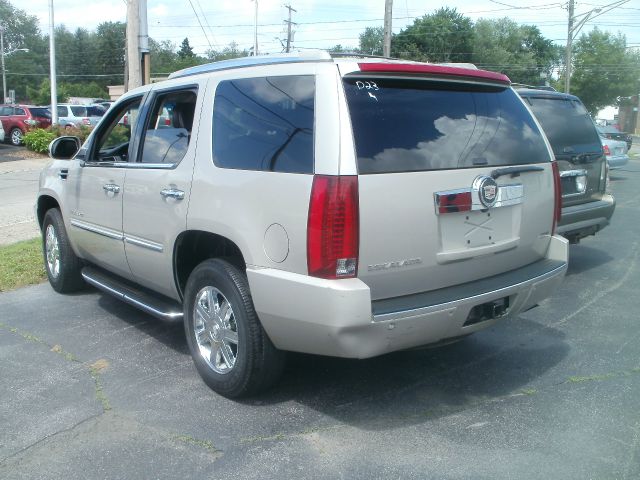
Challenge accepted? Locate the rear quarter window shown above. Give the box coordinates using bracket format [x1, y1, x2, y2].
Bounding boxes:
[343, 78, 550, 174]
[212, 75, 315, 174]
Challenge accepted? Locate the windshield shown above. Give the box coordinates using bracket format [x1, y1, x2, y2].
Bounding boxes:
[343, 78, 550, 174]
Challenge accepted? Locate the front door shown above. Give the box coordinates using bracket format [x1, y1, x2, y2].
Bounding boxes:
[66, 96, 143, 279]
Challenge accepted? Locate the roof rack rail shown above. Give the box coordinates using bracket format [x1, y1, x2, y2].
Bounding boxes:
[512, 83, 557, 92]
[169, 50, 332, 80]
[330, 52, 395, 60]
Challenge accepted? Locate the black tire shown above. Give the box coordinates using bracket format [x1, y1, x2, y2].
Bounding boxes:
[42, 209, 85, 293]
[183, 258, 285, 398]
[10, 128, 23, 146]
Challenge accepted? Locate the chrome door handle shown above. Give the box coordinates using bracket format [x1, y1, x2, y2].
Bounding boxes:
[103, 184, 120, 194]
[160, 188, 185, 200]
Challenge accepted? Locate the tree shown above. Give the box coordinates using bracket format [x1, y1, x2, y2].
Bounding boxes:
[178, 37, 195, 59]
[472, 18, 561, 84]
[0, 0, 47, 101]
[358, 27, 383, 56]
[570, 28, 640, 114]
[392, 8, 473, 62]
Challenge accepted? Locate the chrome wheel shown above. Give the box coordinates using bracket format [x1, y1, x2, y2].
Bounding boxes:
[45, 224, 60, 279]
[10, 128, 22, 146]
[193, 286, 239, 374]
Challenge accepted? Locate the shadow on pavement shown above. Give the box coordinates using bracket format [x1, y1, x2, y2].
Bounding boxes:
[566, 244, 614, 276]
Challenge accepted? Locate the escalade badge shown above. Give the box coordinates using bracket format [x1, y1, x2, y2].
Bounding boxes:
[474, 175, 498, 208]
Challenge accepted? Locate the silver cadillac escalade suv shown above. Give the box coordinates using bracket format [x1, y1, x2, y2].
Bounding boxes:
[37, 51, 569, 397]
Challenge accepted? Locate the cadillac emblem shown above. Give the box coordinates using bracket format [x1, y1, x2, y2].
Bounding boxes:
[474, 175, 499, 208]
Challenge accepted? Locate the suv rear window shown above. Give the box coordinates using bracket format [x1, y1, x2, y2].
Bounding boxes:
[523, 96, 601, 154]
[343, 78, 550, 174]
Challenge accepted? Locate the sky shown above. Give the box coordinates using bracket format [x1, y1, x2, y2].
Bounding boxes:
[27, 0, 640, 56]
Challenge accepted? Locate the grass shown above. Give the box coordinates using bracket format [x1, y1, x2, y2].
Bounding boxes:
[0, 237, 47, 292]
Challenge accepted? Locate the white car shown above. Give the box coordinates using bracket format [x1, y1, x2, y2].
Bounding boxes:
[0, 119, 4, 143]
[601, 136, 629, 170]
[55, 104, 106, 128]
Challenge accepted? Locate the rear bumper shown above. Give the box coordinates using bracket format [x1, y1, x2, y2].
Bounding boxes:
[607, 154, 629, 170]
[557, 194, 615, 240]
[247, 235, 569, 359]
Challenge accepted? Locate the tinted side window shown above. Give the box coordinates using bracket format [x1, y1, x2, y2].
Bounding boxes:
[70, 106, 87, 117]
[57, 106, 67, 117]
[525, 97, 601, 154]
[14, 108, 25, 116]
[139, 89, 197, 164]
[213, 75, 315, 174]
[0, 107, 11, 115]
[344, 78, 550, 174]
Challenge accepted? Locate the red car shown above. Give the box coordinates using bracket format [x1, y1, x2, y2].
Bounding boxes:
[0, 104, 52, 146]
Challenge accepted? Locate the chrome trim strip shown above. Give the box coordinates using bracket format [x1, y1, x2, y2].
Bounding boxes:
[372, 262, 567, 322]
[81, 161, 176, 170]
[124, 235, 164, 252]
[559, 169, 587, 178]
[81, 271, 183, 321]
[70, 219, 123, 241]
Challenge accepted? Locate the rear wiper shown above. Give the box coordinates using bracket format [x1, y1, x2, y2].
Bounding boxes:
[554, 152, 601, 164]
[491, 165, 545, 179]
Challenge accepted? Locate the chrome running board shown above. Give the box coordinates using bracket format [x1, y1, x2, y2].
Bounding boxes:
[82, 266, 183, 321]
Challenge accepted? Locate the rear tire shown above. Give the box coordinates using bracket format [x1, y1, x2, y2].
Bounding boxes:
[42, 209, 85, 293]
[10, 128, 23, 146]
[183, 258, 285, 398]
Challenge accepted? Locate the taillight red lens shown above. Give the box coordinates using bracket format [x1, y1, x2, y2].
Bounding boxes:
[307, 175, 359, 279]
[82, 118, 91, 125]
[602, 144, 611, 156]
[552, 161, 562, 235]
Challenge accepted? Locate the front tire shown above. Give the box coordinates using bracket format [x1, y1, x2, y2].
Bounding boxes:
[42, 209, 84, 293]
[183, 259, 285, 398]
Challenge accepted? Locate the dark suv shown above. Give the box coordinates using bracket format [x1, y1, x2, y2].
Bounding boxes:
[517, 88, 615, 244]
[0, 104, 52, 146]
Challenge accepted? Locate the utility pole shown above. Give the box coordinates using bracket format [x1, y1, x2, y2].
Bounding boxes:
[564, 0, 574, 94]
[126, 0, 142, 89]
[252, 0, 259, 56]
[383, 0, 393, 57]
[139, 0, 150, 85]
[284, 4, 297, 53]
[564, 0, 629, 94]
[1, 27, 6, 103]
[49, 0, 58, 124]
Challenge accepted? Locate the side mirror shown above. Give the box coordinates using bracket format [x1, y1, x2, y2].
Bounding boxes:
[49, 136, 81, 160]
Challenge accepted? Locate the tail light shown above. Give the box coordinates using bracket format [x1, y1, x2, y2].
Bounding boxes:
[24, 119, 37, 127]
[602, 144, 611, 156]
[82, 118, 91, 125]
[307, 175, 359, 279]
[551, 162, 562, 235]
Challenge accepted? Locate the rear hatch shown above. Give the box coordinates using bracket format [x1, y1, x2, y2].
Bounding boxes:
[519, 93, 606, 207]
[340, 64, 556, 300]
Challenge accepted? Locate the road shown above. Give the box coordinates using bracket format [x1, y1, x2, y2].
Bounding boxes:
[0, 149, 639, 479]
[0, 145, 48, 245]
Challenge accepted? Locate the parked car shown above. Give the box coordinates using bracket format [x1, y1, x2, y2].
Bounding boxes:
[0, 104, 52, 145]
[597, 125, 632, 150]
[38, 51, 569, 397]
[0, 120, 5, 143]
[517, 88, 615, 244]
[600, 135, 629, 170]
[56, 104, 106, 128]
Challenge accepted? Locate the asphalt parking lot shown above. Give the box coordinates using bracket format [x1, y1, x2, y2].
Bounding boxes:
[1, 155, 639, 479]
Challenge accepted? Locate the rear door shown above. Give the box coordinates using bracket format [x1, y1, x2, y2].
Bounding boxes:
[340, 67, 556, 300]
[522, 95, 605, 207]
